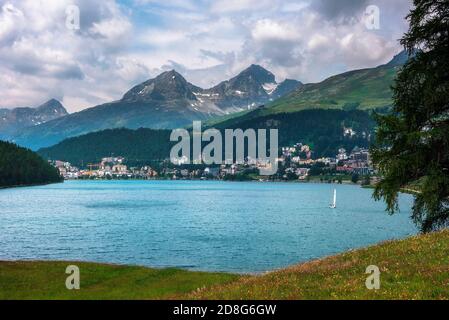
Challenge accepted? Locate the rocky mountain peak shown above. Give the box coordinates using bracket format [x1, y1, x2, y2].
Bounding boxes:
[237, 64, 276, 85]
[122, 70, 198, 102]
[36, 99, 68, 116]
[0, 99, 68, 138]
[155, 70, 185, 83]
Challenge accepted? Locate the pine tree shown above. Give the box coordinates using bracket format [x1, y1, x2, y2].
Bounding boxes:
[371, 0, 449, 232]
[0, 141, 62, 187]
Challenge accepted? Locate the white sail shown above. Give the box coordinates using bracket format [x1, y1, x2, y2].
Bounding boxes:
[333, 189, 337, 207]
[330, 189, 337, 208]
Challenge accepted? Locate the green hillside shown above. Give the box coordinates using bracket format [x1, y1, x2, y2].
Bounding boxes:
[38, 109, 375, 166]
[269, 65, 397, 113]
[0, 140, 62, 188]
[264, 51, 410, 115]
[37, 128, 173, 167]
[211, 109, 375, 157]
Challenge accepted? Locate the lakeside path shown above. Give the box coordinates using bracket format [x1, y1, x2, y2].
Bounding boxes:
[1, 230, 448, 300]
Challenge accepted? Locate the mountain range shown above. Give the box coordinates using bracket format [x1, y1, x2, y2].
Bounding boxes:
[12, 65, 302, 150]
[0, 99, 68, 139]
[8, 51, 409, 151]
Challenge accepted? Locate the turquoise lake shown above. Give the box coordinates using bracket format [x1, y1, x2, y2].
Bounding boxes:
[0, 180, 418, 273]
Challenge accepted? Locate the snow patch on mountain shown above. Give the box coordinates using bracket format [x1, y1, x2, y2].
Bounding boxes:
[263, 82, 279, 95]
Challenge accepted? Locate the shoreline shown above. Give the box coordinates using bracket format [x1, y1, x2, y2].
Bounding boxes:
[0, 181, 63, 190]
[2, 178, 406, 194]
[0, 229, 422, 276]
[63, 177, 363, 185]
[1, 230, 447, 300]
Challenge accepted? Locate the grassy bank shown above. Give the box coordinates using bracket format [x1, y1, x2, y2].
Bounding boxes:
[189, 230, 449, 300]
[1, 230, 448, 300]
[0, 261, 238, 300]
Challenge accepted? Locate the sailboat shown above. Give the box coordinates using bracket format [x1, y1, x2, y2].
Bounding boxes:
[329, 189, 337, 209]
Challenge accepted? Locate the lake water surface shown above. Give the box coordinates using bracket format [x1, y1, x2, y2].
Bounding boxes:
[0, 180, 417, 273]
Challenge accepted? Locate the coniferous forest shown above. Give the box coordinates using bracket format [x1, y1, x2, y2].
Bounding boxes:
[0, 140, 62, 188]
[37, 109, 375, 167]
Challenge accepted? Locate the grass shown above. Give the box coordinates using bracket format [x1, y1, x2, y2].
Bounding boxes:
[0, 261, 238, 300]
[1, 230, 448, 300]
[266, 66, 397, 114]
[188, 230, 449, 300]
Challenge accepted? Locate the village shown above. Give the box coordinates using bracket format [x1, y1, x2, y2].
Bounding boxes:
[51, 141, 375, 184]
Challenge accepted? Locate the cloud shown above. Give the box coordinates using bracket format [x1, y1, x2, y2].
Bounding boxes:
[0, 0, 413, 111]
[89, 16, 132, 41]
[312, 0, 370, 21]
[200, 50, 235, 65]
[251, 19, 300, 42]
[0, 0, 136, 111]
[1, 35, 85, 79]
[0, 3, 25, 46]
[210, 0, 275, 13]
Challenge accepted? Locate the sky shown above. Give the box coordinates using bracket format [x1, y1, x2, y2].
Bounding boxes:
[0, 0, 412, 112]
